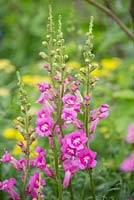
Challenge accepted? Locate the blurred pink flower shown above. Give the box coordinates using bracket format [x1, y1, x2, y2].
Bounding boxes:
[120, 152, 134, 172]
[125, 123, 134, 144]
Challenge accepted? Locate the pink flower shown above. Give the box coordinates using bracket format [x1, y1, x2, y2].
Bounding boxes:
[90, 118, 99, 133]
[0, 178, 20, 200]
[26, 172, 46, 199]
[64, 130, 88, 150]
[36, 118, 54, 136]
[0, 151, 22, 171]
[61, 144, 77, 159]
[90, 104, 109, 133]
[62, 94, 77, 107]
[63, 159, 79, 187]
[0, 150, 11, 162]
[78, 148, 97, 169]
[37, 107, 51, 118]
[30, 147, 55, 178]
[61, 108, 77, 123]
[37, 82, 51, 92]
[125, 123, 134, 143]
[120, 152, 134, 172]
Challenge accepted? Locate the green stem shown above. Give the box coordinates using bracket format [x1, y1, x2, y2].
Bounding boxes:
[22, 116, 30, 200]
[69, 180, 74, 200]
[88, 170, 96, 200]
[84, 66, 96, 199]
[52, 136, 62, 200]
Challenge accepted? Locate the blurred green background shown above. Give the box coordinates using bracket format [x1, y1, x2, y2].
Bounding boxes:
[0, 0, 134, 199]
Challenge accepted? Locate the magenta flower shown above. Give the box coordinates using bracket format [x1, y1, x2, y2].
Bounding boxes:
[63, 159, 79, 187]
[26, 171, 46, 199]
[61, 144, 77, 159]
[62, 94, 77, 107]
[64, 130, 88, 150]
[30, 146, 55, 178]
[90, 104, 109, 133]
[0, 178, 20, 200]
[61, 108, 77, 123]
[78, 148, 97, 169]
[0, 151, 22, 171]
[120, 152, 134, 172]
[36, 118, 54, 136]
[37, 107, 51, 118]
[37, 82, 51, 92]
[125, 123, 134, 144]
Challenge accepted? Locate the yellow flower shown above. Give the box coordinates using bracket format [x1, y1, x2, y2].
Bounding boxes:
[3, 128, 19, 139]
[0, 59, 15, 73]
[3, 128, 38, 157]
[66, 61, 80, 70]
[22, 75, 51, 87]
[12, 140, 38, 158]
[0, 88, 10, 96]
[100, 57, 122, 70]
[91, 57, 121, 77]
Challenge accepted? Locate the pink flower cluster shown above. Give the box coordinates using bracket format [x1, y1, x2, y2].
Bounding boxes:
[120, 123, 134, 172]
[36, 83, 56, 138]
[0, 146, 54, 199]
[90, 104, 109, 134]
[61, 129, 97, 187]
[26, 171, 46, 199]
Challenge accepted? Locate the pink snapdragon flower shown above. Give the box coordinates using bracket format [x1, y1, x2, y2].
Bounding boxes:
[37, 82, 51, 92]
[26, 171, 46, 199]
[36, 118, 54, 136]
[37, 107, 51, 118]
[63, 159, 79, 187]
[63, 130, 88, 150]
[90, 104, 109, 133]
[0, 178, 20, 200]
[120, 152, 134, 172]
[61, 144, 77, 159]
[78, 148, 97, 169]
[62, 94, 79, 107]
[61, 108, 77, 123]
[30, 147, 55, 178]
[0, 151, 22, 171]
[125, 123, 134, 144]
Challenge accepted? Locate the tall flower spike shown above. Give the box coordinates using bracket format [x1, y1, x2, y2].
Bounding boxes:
[40, 5, 56, 78]
[54, 15, 68, 74]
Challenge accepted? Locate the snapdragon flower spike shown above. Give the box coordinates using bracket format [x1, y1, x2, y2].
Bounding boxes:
[0, 178, 20, 200]
[120, 151, 134, 172]
[78, 148, 97, 169]
[63, 159, 79, 188]
[36, 117, 54, 136]
[125, 123, 134, 143]
[26, 171, 46, 199]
